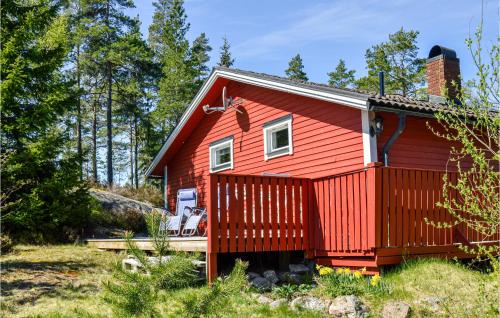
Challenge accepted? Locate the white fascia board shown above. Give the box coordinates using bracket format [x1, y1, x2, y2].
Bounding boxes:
[145, 69, 369, 177]
[216, 70, 369, 110]
[361, 110, 378, 165]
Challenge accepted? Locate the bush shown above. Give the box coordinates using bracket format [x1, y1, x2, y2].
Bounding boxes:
[151, 255, 199, 290]
[0, 234, 14, 254]
[180, 259, 249, 318]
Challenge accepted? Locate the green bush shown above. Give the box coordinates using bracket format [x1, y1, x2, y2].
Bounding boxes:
[152, 255, 199, 290]
[272, 284, 312, 301]
[0, 234, 14, 254]
[180, 259, 249, 318]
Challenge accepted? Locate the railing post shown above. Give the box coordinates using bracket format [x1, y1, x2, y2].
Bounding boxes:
[366, 162, 383, 249]
[207, 174, 218, 282]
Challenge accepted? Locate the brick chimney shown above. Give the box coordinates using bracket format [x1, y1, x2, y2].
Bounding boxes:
[426, 45, 461, 101]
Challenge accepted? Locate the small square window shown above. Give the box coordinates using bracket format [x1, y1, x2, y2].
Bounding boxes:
[263, 115, 293, 160]
[209, 137, 233, 172]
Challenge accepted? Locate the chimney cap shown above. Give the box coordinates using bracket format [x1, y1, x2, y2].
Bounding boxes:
[428, 45, 457, 60]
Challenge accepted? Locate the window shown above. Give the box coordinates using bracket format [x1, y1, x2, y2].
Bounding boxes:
[263, 115, 293, 160]
[209, 136, 233, 172]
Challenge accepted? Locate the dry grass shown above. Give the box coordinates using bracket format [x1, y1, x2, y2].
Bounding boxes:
[0, 245, 121, 317]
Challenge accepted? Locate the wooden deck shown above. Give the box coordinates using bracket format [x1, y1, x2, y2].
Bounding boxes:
[86, 237, 207, 252]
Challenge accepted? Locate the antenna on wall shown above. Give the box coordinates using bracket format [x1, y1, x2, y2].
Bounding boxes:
[202, 86, 243, 114]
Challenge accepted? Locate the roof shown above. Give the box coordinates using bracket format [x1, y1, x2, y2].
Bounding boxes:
[145, 67, 448, 177]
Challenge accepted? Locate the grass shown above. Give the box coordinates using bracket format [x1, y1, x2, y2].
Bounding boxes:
[1, 245, 498, 317]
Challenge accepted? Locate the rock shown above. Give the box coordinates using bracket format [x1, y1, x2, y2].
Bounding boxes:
[250, 277, 272, 292]
[381, 301, 411, 318]
[290, 296, 330, 312]
[289, 264, 310, 274]
[328, 295, 367, 318]
[270, 299, 287, 309]
[90, 189, 153, 215]
[256, 295, 273, 304]
[263, 270, 279, 284]
[288, 273, 303, 285]
[247, 272, 262, 280]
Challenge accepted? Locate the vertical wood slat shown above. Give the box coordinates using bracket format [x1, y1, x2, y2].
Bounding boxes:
[270, 178, 278, 250]
[228, 177, 237, 252]
[415, 170, 422, 246]
[246, 176, 254, 252]
[293, 179, 301, 250]
[324, 179, 331, 251]
[389, 169, 397, 247]
[341, 176, 348, 251]
[402, 169, 409, 247]
[286, 179, 294, 250]
[278, 178, 286, 250]
[237, 177, 245, 252]
[254, 177, 262, 252]
[219, 176, 228, 252]
[382, 168, 389, 247]
[329, 179, 336, 251]
[353, 173, 361, 250]
[360, 171, 368, 251]
[262, 178, 270, 251]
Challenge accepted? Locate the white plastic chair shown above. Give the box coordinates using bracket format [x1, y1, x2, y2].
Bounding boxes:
[181, 208, 207, 236]
[159, 188, 197, 236]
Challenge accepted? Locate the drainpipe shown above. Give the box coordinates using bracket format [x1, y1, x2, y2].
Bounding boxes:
[382, 112, 406, 167]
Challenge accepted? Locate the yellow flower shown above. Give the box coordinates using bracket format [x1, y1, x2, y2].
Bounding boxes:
[354, 271, 362, 279]
[370, 274, 381, 286]
[336, 268, 344, 274]
[361, 267, 367, 273]
[344, 268, 351, 274]
[316, 264, 321, 271]
[319, 267, 333, 276]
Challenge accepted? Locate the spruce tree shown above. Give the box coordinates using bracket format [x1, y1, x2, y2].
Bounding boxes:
[356, 28, 425, 96]
[327, 59, 356, 88]
[285, 54, 308, 81]
[217, 36, 234, 67]
[190, 32, 212, 85]
[1, 0, 92, 242]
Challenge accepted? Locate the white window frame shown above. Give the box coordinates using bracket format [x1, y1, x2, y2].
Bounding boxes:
[263, 115, 293, 160]
[209, 136, 234, 172]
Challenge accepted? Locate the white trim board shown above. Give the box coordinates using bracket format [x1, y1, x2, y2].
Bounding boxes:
[146, 69, 370, 177]
[361, 110, 378, 165]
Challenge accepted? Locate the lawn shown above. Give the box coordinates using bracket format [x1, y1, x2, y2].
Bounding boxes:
[1, 245, 498, 317]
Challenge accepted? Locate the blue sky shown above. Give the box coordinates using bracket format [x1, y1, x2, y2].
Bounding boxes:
[127, 0, 499, 85]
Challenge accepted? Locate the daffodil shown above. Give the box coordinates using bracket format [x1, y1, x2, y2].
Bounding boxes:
[336, 268, 344, 274]
[370, 274, 381, 286]
[319, 266, 333, 276]
[354, 271, 362, 279]
[361, 267, 367, 273]
[344, 268, 351, 274]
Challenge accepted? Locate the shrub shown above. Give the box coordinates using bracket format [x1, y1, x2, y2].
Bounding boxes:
[272, 284, 312, 301]
[180, 259, 249, 318]
[151, 255, 199, 290]
[0, 234, 14, 254]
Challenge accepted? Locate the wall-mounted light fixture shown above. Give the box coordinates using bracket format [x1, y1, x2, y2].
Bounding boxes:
[370, 116, 384, 137]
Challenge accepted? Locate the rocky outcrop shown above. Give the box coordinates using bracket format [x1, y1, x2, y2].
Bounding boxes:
[90, 189, 154, 215]
[381, 301, 411, 318]
[328, 295, 367, 318]
[290, 296, 330, 312]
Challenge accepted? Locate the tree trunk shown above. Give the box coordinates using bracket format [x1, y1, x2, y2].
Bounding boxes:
[134, 115, 139, 189]
[129, 119, 134, 187]
[76, 44, 83, 181]
[92, 99, 98, 183]
[105, 0, 113, 187]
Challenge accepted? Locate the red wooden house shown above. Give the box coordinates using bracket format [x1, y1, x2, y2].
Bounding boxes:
[146, 46, 497, 281]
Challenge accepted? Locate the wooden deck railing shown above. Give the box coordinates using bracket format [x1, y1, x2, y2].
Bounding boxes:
[207, 174, 310, 255]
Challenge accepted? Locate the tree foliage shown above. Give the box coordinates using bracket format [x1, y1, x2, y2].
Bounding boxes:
[217, 36, 234, 68]
[356, 28, 426, 96]
[327, 59, 356, 88]
[1, 0, 92, 242]
[430, 23, 499, 267]
[285, 54, 308, 81]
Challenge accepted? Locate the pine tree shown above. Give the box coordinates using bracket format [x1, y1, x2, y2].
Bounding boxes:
[285, 54, 308, 81]
[217, 37, 234, 67]
[327, 59, 356, 88]
[190, 32, 212, 85]
[149, 0, 195, 140]
[1, 0, 92, 242]
[356, 28, 425, 96]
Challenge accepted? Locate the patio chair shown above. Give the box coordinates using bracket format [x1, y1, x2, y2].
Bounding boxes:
[159, 188, 198, 236]
[181, 207, 207, 236]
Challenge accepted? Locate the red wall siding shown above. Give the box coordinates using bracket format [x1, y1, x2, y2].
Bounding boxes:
[166, 81, 365, 210]
[376, 112, 461, 170]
